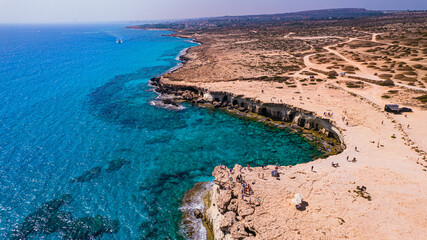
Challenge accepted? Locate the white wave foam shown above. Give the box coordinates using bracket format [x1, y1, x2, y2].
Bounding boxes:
[179, 182, 214, 240]
[148, 100, 186, 111]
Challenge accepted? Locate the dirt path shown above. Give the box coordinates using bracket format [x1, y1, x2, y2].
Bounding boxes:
[297, 35, 427, 92]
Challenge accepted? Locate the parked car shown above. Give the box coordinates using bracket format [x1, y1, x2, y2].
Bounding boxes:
[399, 107, 413, 112]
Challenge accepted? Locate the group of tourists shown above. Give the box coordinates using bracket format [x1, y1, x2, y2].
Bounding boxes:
[219, 163, 264, 206]
[324, 112, 333, 117]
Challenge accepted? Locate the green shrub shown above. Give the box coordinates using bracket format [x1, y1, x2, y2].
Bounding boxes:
[414, 94, 427, 103]
[379, 80, 395, 86]
[394, 74, 405, 80]
[401, 77, 417, 82]
[403, 71, 417, 76]
[379, 74, 393, 80]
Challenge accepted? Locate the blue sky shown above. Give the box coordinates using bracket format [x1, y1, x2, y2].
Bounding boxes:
[0, 0, 425, 23]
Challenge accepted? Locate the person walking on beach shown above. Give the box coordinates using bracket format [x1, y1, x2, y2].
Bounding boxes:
[311, 166, 314, 172]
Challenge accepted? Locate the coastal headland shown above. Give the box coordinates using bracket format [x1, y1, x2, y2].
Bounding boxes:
[129, 9, 427, 239]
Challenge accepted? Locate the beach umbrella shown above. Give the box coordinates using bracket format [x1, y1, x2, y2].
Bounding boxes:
[291, 197, 302, 205]
[291, 193, 304, 205]
[294, 193, 304, 200]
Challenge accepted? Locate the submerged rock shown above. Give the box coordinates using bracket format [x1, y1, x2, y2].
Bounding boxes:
[62, 215, 120, 240]
[106, 159, 131, 172]
[10, 194, 120, 240]
[10, 194, 73, 239]
[71, 166, 102, 183]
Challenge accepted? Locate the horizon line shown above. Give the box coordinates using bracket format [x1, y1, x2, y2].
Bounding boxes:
[1, 8, 426, 25]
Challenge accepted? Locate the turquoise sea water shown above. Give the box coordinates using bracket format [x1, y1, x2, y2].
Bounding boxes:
[0, 24, 321, 239]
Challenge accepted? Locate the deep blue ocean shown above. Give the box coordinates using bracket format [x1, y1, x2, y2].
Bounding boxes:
[0, 24, 320, 239]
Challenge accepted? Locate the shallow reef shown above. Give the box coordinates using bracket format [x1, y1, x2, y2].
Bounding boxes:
[70, 166, 102, 183]
[106, 159, 131, 172]
[10, 194, 119, 239]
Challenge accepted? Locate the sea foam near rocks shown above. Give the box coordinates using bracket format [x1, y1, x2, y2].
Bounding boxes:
[180, 182, 214, 240]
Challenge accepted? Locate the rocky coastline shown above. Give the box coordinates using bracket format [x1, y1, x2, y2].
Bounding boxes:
[150, 76, 345, 157]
